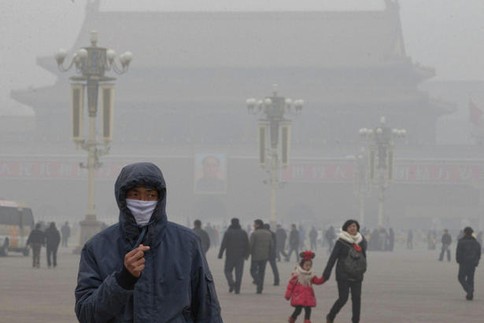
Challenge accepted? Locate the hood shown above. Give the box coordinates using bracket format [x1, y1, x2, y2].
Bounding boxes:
[114, 162, 168, 248]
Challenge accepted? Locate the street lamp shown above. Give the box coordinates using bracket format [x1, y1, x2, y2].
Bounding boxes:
[353, 148, 371, 226]
[359, 116, 406, 227]
[55, 31, 132, 251]
[246, 85, 303, 225]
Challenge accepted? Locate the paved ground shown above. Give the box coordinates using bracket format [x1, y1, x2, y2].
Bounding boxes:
[0, 244, 482, 323]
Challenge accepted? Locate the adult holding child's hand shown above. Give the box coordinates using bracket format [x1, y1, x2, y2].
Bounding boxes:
[322, 219, 367, 323]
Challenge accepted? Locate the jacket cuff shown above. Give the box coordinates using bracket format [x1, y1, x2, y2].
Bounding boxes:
[115, 266, 139, 290]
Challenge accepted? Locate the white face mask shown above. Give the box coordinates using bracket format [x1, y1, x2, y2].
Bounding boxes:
[126, 199, 157, 227]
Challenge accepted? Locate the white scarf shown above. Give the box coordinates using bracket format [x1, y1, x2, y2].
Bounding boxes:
[339, 231, 363, 244]
[294, 265, 314, 286]
[126, 199, 157, 227]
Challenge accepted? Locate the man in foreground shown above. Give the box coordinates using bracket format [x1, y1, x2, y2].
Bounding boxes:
[75, 162, 223, 322]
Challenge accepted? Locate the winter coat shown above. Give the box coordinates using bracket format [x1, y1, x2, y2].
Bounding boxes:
[285, 267, 324, 307]
[75, 162, 223, 323]
[323, 236, 367, 282]
[27, 229, 45, 245]
[275, 228, 287, 249]
[288, 229, 299, 248]
[456, 235, 481, 267]
[218, 224, 250, 262]
[45, 227, 61, 249]
[250, 228, 273, 262]
[268, 229, 277, 260]
[441, 232, 452, 246]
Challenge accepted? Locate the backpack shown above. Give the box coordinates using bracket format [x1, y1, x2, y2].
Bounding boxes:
[341, 242, 367, 278]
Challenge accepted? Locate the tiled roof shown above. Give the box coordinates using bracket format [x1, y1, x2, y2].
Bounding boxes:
[63, 8, 403, 69]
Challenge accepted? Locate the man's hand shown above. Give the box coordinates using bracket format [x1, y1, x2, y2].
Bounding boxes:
[124, 244, 150, 278]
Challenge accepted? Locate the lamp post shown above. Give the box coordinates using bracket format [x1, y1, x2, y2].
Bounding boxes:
[55, 31, 132, 251]
[246, 85, 303, 226]
[359, 116, 406, 227]
[353, 148, 371, 226]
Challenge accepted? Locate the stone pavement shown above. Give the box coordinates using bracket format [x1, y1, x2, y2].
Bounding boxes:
[0, 245, 482, 323]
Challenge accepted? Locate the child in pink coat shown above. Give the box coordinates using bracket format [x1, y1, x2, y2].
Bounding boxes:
[285, 250, 325, 323]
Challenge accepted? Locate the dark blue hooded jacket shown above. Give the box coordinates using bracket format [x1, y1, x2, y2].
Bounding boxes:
[75, 162, 223, 322]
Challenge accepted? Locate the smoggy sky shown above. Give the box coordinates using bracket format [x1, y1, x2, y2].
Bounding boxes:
[1, 0, 484, 114]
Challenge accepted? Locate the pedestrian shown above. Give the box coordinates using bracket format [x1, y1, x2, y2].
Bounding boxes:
[323, 219, 367, 323]
[406, 229, 413, 249]
[299, 224, 306, 250]
[387, 227, 395, 251]
[309, 226, 318, 251]
[285, 250, 325, 323]
[26, 223, 45, 268]
[218, 218, 250, 294]
[61, 221, 71, 247]
[263, 223, 280, 286]
[438, 229, 452, 262]
[378, 227, 388, 251]
[192, 219, 211, 255]
[75, 162, 223, 322]
[45, 222, 61, 268]
[427, 229, 437, 250]
[286, 224, 300, 262]
[204, 223, 218, 248]
[275, 224, 288, 262]
[324, 226, 336, 252]
[249, 219, 273, 294]
[456, 226, 481, 300]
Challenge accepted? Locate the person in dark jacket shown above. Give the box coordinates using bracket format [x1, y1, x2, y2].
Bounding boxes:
[323, 219, 367, 323]
[309, 226, 318, 251]
[286, 224, 300, 262]
[438, 229, 452, 262]
[45, 222, 61, 268]
[26, 223, 46, 268]
[456, 226, 481, 301]
[75, 162, 223, 322]
[263, 223, 280, 286]
[275, 224, 288, 262]
[61, 221, 71, 247]
[249, 219, 273, 294]
[193, 219, 211, 255]
[325, 226, 337, 252]
[218, 218, 250, 294]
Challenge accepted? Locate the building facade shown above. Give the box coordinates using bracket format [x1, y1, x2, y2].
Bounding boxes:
[3, 0, 483, 231]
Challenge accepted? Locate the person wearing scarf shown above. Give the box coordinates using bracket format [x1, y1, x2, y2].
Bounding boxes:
[322, 219, 367, 323]
[285, 250, 324, 323]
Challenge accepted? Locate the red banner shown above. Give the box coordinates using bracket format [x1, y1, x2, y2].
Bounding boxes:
[0, 160, 123, 179]
[0, 159, 483, 184]
[281, 161, 483, 183]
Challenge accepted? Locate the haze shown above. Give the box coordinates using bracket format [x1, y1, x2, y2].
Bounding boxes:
[1, 0, 484, 241]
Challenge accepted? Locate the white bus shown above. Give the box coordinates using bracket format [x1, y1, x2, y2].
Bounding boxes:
[0, 200, 34, 256]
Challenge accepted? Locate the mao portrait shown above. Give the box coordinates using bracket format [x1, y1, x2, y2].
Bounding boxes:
[194, 154, 227, 194]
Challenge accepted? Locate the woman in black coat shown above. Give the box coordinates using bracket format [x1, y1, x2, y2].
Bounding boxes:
[322, 219, 367, 323]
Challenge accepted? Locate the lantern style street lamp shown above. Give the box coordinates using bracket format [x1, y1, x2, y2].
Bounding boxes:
[55, 31, 132, 251]
[246, 85, 303, 225]
[359, 116, 406, 227]
[353, 148, 371, 226]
